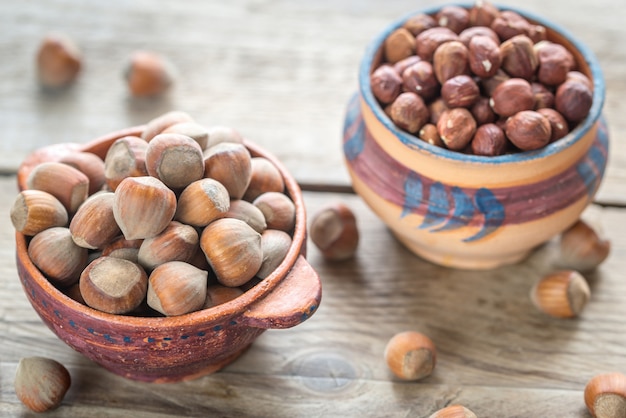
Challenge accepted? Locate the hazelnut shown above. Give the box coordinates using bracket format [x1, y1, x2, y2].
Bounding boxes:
[310, 202, 359, 261]
[257, 229, 292, 279]
[141, 110, 194, 142]
[584, 372, 626, 418]
[10, 190, 68, 236]
[175, 178, 230, 227]
[36, 34, 81, 89]
[528, 24, 548, 43]
[459, 25, 500, 47]
[243, 157, 285, 202]
[59, 151, 106, 195]
[383, 27, 415, 63]
[415, 27, 459, 61]
[388, 92, 429, 134]
[531, 82, 555, 109]
[112, 176, 177, 240]
[504, 110, 552, 151]
[103, 135, 149, 190]
[253, 191, 296, 233]
[491, 10, 533, 41]
[200, 218, 263, 287]
[26, 161, 89, 215]
[225, 199, 267, 234]
[470, 96, 496, 125]
[559, 219, 610, 271]
[441, 75, 480, 108]
[402, 13, 437, 36]
[435, 5, 470, 34]
[204, 284, 244, 309]
[69, 192, 121, 249]
[206, 125, 245, 148]
[393, 55, 422, 76]
[401, 61, 439, 101]
[433, 41, 469, 84]
[480, 68, 510, 97]
[555, 79, 593, 123]
[147, 261, 208, 316]
[101, 237, 143, 263]
[471, 123, 507, 156]
[370, 64, 403, 105]
[384, 331, 436, 381]
[428, 98, 449, 125]
[14, 357, 71, 412]
[534, 41, 575, 86]
[146, 133, 205, 190]
[566, 71, 593, 90]
[437, 108, 477, 151]
[204, 142, 253, 200]
[429, 405, 477, 418]
[500, 35, 538, 81]
[468, 35, 501, 78]
[137, 221, 199, 271]
[537, 108, 569, 142]
[124, 51, 174, 97]
[469, 0, 500, 27]
[162, 122, 210, 150]
[28, 227, 89, 287]
[418, 123, 444, 147]
[530, 270, 590, 318]
[80, 256, 148, 314]
[490, 78, 534, 117]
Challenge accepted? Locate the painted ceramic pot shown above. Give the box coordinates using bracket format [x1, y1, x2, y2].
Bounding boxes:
[15, 126, 321, 382]
[344, 5, 607, 269]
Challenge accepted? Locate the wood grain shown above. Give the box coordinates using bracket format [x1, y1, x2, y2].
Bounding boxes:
[1, 0, 625, 203]
[2, 180, 626, 416]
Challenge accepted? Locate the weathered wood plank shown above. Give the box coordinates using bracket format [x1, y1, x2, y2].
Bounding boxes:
[0, 0, 625, 203]
[2, 177, 626, 416]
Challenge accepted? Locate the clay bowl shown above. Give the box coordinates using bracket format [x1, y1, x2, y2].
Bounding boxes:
[343, 4, 608, 269]
[15, 126, 322, 383]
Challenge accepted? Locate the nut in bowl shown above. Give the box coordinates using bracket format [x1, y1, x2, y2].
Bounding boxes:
[343, 2, 608, 269]
[13, 114, 321, 382]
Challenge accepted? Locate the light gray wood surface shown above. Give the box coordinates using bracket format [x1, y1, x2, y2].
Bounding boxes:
[1, 1, 626, 417]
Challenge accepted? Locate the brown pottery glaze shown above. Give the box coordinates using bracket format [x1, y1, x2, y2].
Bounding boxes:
[15, 126, 322, 382]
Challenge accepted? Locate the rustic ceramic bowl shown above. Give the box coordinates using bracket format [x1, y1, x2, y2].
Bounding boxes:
[15, 126, 322, 382]
[343, 5, 608, 269]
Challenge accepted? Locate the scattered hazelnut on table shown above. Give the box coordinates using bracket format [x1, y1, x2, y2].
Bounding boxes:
[559, 219, 611, 272]
[384, 331, 436, 381]
[428, 405, 478, 418]
[14, 357, 71, 413]
[584, 372, 626, 418]
[310, 202, 359, 261]
[36, 34, 82, 89]
[124, 51, 174, 97]
[530, 270, 590, 318]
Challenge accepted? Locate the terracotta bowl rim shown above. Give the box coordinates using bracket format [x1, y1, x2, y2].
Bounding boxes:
[16, 125, 307, 328]
[358, 2, 605, 165]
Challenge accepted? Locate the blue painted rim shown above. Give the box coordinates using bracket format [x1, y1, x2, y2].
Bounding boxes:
[358, 3, 606, 164]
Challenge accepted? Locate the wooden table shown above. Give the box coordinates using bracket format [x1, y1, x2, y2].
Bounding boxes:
[1, 1, 625, 416]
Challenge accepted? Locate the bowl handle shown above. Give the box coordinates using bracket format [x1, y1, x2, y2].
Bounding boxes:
[241, 255, 322, 329]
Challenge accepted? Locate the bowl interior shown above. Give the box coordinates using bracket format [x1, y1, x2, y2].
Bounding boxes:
[16, 126, 307, 330]
[358, 3, 605, 165]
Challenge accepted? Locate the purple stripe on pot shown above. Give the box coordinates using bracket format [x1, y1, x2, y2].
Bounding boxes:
[343, 102, 608, 242]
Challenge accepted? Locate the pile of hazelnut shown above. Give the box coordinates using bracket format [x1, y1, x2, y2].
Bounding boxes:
[370, 1, 594, 156]
[11, 111, 296, 317]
